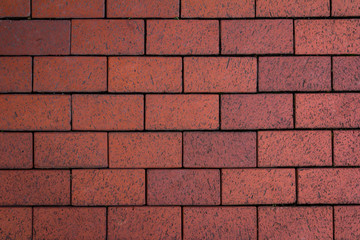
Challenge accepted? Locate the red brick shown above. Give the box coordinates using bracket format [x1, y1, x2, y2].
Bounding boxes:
[335, 206, 360, 239]
[109, 57, 182, 93]
[33, 0, 104, 18]
[71, 20, 144, 55]
[35, 133, 107, 168]
[146, 95, 219, 130]
[257, 0, 329, 17]
[72, 94, 143, 131]
[147, 169, 220, 205]
[258, 131, 332, 167]
[0, 57, 32, 92]
[109, 132, 182, 168]
[147, 20, 219, 55]
[298, 168, 360, 204]
[0, 95, 71, 131]
[0, 133, 32, 169]
[334, 131, 360, 166]
[184, 207, 256, 239]
[0, 170, 70, 205]
[296, 20, 360, 54]
[72, 169, 145, 205]
[222, 20, 293, 54]
[0, 208, 31, 240]
[181, 0, 254, 18]
[333, 57, 360, 91]
[34, 208, 106, 240]
[34, 57, 107, 92]
[108, 0, 179, 18]
[184, 57, 256, 93]
[183, 132, 256, 168]
[108, 207, 181, 240]
[222, 169, 295, 204]
[259, 57, 331, 92]
[259, 207, 333, 239]
[333, 0, 360, 16]
[0, 21, 70, 55]
[0, 0, 30, 17]
[221, 94, 293, 130]
[296, 93, 360, 128]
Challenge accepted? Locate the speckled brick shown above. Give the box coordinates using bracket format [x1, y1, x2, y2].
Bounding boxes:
[222, 169, 296, 204]
[183, 132, 256, 168]
[0, 170, 70, 205]
[72, 94, 143, 131]
[221, 94, 293, 130]
[0, 0, 30, 17]
[33, 208, 106, 240]
[184, 207, 257, 240]
[147, 20, 219, 55]
[109, 57, 182, 93]
[184, 57, 256, 93]
[335, 206, 360, 239]
[333, 57, 360, 91]
[333, 0, 360, 16]
[259, 207, 333, 240]
[72, 169, 145, 206]
[298, 168, 360, 204]
[147, 169, 220, 205]
[0, 133, 32, 169]
[108, 207, 181, 240]
[334, 131, 360, 166]
[259, 57, 331, 92]
[0, 208, 31, 240]
[109, 132, 182, 168]
[258, 131, 332, 167]
[0, 57, 32, 93]
[35, 132, 107, 168]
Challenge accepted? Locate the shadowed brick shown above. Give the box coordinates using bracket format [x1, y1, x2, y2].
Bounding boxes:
[0, 57, 32, 92]
[333, 57, 360, 91]
[0, 0, 30, 17]
[0, 133, 32, 169]
[335, 206, 360, 239]
[334, 131, 360, 166]
[333, 0, 360, 16]
[0, 208, 32, 240]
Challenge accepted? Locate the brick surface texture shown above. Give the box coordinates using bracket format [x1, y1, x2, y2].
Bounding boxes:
[1, 0, 359, 238]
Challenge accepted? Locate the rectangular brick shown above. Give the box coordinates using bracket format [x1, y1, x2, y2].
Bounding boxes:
[0, 95, 71, 131]
[259, 207, 333, 240]
[296, 20, 360, 54]
[259, 57, 331, 92]
[0, 208, 32, 240]
[221, 94, 293, 130]
[335, 206, 360, 239]
[222, 169, 296, 204]
[222, 20, 293, 54]
[146, 94, 219, 130]
[0, 133, 32, 169]
[72, 20, 144, 55]
[0, 57, 32, 93]
[298, 168, 360, 204]
[184, 57, 256, 93]
[184, 207, 256, 239]
[72, 169, 145, 205]
[72, 94, 143, 131]
[108, 207, 181, 240]
[109, 57, 182, 93]
[147, 20, 219, 55]
[333, 0, 360, 16]
[34, 208, 106, 240]
[35, 132, 107, 168]
[258, 131, 332, 167]
[183, 132, 256, 168]
[109, 132, 182, 168]
[0, 170, 70, 205]
[147, 169, 220, 205]
[0, 20, 70, 55]
[0, 0, 30, 17]
[296, 93, 360, 128]
[334, 131, 360, 166]
[333, 57, 360, 91]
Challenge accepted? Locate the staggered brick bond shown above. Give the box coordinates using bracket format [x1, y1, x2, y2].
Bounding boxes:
[1, 0, 360, 239]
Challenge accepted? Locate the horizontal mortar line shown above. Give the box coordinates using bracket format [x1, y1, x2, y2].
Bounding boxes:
[3, 54, 360, 57]
[0, 204, 359, 207]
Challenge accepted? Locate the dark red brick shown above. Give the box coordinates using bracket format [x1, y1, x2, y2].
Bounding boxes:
[333, 0, 360, 16]
[0, 133, 32, 169]
[221, 94, 293, 130]
[0, 208, 31, 240]
[72, 169, 145, 205]
[184, 57, 256, 93]
[259, 57, 331, 92]
[222, 169, 296, 204]
[0, 57, 32, 93]
[147, 20, 219, 55]
[109, 132, 182, 168]
[334, 131, 360, 166]
[0, 0, 30, 17]
[222, 20, 293, 54]
[333, 57, 360, 91]
[108, 207, 181, 240]
[109, 57, 182, 93]
[147, 169, 220, 205]
[183, 132, 256, 168]
[71, 20, 144, 55]
[335, 206, 360, 239]
[0, 21, 70, 55]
